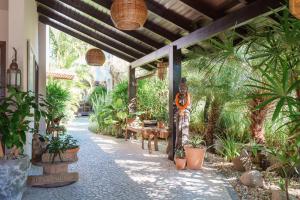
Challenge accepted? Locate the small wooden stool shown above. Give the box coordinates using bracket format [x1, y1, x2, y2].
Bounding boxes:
[141, 128, 159, 154]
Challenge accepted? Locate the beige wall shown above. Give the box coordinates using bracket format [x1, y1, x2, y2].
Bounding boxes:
[8, 0, 40, 157]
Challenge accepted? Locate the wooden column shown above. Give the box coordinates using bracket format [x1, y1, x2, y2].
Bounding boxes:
[168, 45, 181, 160]
[128, 66, 137, 113]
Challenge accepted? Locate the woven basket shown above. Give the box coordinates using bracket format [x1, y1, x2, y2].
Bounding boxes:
[111, 0, 148, 30]
[290, 0, 300, 19]
[85, 48, 105, 66]
[157, 62, 168, 81]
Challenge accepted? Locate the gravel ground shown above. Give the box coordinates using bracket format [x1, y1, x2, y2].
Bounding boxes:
[205, 152, 300, 200]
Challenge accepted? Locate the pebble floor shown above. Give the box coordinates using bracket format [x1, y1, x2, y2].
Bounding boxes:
[23, 117, 238, 200]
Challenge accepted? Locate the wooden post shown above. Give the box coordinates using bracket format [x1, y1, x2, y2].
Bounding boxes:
[128, 66, 137, 114]
[168, 45, 181, 160]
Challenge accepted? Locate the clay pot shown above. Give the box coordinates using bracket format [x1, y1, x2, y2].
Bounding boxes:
[66, 147, 80, 154]
[175, 158, 186, 170]
[185, 146, 206, 170]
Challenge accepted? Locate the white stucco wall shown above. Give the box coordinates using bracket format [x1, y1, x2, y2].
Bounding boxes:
[8, 0, 39, 157]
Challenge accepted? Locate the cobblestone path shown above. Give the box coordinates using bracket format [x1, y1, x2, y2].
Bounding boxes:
[23, 117, 237, 200]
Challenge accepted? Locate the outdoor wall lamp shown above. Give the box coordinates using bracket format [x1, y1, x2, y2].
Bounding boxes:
[7, 48, 21, 90]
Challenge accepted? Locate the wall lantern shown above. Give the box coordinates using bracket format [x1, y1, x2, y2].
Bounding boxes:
[7, 48, 21, 89]
[111, 0, 148, 30]
[290, 0, 300, 19]
[85, 48, 106, 66]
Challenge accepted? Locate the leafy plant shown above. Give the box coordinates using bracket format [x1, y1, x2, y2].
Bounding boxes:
[175, 146, 185, 159]
[189, 135, 205, 148]
[0, 88, 43, 158]
[45, 81, 70, 133]
[216, 136, 241, 161]
[46, 134, 79, 163]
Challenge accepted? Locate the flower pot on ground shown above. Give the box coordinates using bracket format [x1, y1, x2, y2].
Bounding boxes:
[0, 88, 44, 200]
[175, 146, 186, 170]
[185, 135, 206, 170]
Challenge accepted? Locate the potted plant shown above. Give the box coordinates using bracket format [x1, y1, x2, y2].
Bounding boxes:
[42, 134, 79, 163]
[175, 146, 186, 170]
[185, 135, 206, 170]
[64, 135, 80, 153]
[0, 88, 41, 200]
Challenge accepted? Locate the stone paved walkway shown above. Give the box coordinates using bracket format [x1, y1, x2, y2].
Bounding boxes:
[23, 117, 238, 200]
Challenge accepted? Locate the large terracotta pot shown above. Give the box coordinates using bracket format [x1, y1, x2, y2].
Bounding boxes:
[185, 146, 206, 170]
[175, 158, 186, 170]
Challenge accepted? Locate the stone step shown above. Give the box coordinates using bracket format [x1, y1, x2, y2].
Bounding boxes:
[27, 172, 79, 188]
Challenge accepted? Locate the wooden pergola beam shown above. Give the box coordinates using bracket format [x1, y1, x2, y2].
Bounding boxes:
[57, 0, 179, 42]
[37, 6, 144, 59]
[36, 0, 153, 55]
[92, 0, 194, 32]
[55, 0, 162, 49]
[39, 15, 135, 62]
[180, 0, 221, 19]
[131, 0, 285, 68]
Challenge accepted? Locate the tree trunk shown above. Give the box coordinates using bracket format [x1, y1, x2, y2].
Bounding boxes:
[249, 97, 269, 144]
[205, 99, 222, 147]
[203, 95, 211, 125]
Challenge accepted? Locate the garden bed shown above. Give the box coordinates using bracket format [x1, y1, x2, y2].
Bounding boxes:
[205, 153, 300, 200]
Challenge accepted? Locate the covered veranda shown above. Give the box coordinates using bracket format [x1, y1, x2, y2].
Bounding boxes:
[35, 0, 284, 160]
[0, 0, 293, 199]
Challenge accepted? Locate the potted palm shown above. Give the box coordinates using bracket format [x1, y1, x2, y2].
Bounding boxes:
[0, 88, 41, 200]
[185, 135, 206, 170]
[175, 146, 186, 170]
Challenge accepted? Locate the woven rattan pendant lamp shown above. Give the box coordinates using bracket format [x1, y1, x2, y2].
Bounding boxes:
[290, 0, 300, 19]
[85, 48, 106, 66]
[111, 0, 148, 30]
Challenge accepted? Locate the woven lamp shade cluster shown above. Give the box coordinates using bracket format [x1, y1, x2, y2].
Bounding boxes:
[111, 0, 148, 30]
[290, 0, 300, 19]
[85, 48, 106, 66]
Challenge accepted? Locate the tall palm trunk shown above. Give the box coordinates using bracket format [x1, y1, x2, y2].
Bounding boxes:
[203, 95, 211, 125]
[205, 99, 222, 147]
[249, 97, 269, 144]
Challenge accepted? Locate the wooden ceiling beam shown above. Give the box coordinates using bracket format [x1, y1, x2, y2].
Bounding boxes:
[92, 0, 194, 32]
[37, 6, 144, 59]
[131, 0, 284, 68]
[39, 15, 135, 62]
[36, 0, 153, 55]
[55, 0, 162, 49]
[57, 0, 180, 42]
[179, 0, 221, 19]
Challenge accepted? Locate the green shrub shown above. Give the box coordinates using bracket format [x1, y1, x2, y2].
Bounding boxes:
[189, 135, 205, 148]
[46, 81, 70, 120]
[216, 136, 241, 161]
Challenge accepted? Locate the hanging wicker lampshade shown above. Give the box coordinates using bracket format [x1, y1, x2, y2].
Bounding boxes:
[290, 0, 300, 19]
[85, 48, 105, 66]
[157, 62, 168, 81]
[110, 0, 148, 30]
